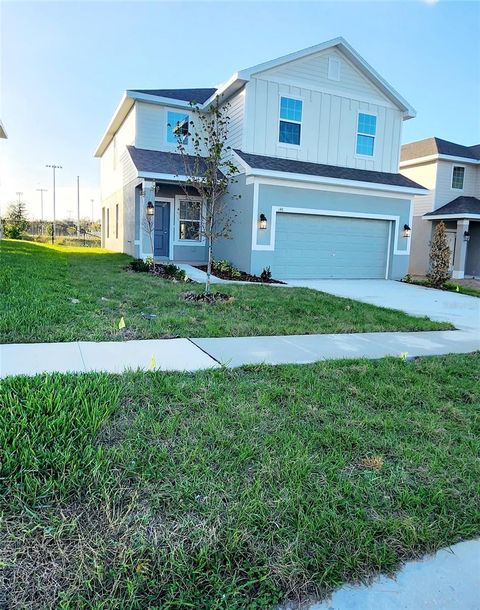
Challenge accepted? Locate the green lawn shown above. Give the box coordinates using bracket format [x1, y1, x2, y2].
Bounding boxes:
[2, 354, 479, 608]
[0, 240, 451, 343]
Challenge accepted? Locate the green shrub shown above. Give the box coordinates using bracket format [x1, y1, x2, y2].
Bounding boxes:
[128, 259, 150, 272]
[213, 259, 242, 278]
[260, 266, 272, 282]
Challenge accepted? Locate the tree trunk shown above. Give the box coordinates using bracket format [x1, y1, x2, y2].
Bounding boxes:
[205, 214, 214, 295]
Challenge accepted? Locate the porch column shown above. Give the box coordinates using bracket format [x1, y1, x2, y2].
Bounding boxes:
[452, 219, 469, 279]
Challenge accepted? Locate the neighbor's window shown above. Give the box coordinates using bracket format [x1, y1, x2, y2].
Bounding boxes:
[452, 166, 465, 190]
[167, 111, 189, 144]
[356, 113, 377, 156]
[106, 208, 110, 238]
[115, 204, 119, 239]
[178, 199, 201, 241]
[279, 97, 302, 145]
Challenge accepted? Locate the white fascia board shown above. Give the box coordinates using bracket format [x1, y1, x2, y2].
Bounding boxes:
[400, 154, 480, 168]
[237, 36, 416, 119]
[138, 171, 208, 184]
[244, 167, 427, 196]
[127, 91, 192, 109]
[94, 92, 134, 157]
[424, 213, 480, 221]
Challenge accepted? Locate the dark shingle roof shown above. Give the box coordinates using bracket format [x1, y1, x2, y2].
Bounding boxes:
[127, 146, 210, 176]
[424, 196, 480, 217]
[401, 138, 480, 162]
[234, 150, 426, 190]
[130, 88, 217, 104]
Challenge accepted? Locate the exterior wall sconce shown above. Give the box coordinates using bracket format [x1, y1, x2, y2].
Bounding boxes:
[259, 214, 267, 230]
[464, 231, 471, 242]
[146, 201, 154, 217]
[402, 224, 411, 238]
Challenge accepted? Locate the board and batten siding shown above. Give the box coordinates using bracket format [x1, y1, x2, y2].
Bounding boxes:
[434, 161, 479, 210]
[243, 48, 403, 174]
[100, 105, 136, 200]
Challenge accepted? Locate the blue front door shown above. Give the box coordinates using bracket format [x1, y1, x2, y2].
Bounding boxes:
[154, 201, 170, 257]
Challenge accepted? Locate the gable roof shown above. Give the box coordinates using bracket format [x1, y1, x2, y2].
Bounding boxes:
[96, 37, 415, 157]
[234, 150, 426, 193]
[235, 37, 415, 119]
[129, 88, 217, 104]
[126, 145, 210, 178]
[401, 137, 480, 163]
[424, 196, 480, 219]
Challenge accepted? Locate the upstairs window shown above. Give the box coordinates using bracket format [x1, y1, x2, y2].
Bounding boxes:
[178, 199, 201, 241]
[356, 113, 377, 156]
[167, 111, 189, 144]
[451, 166, 465, 190]
[279, 97, 302, 145]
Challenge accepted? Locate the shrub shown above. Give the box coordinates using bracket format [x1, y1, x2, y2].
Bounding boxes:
[213, 259, 242, 279]
[427, 221, 451, 288]
[157, 263, 188, 282]
[260, 266, 272, 282]
[128, 259, 150, 273]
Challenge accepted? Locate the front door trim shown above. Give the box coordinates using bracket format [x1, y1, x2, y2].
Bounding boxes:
[155, 197, 174, 259]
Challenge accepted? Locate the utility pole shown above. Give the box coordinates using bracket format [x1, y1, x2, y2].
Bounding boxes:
[90, 198, 94, 223]
[15, 191, 23, 203]
[76, 175, 80, 237]
[46, 164, 62, 241]
[36, 188, 47, 222]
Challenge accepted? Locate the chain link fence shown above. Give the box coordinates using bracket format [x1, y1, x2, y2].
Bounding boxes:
[1, 220, 101, 247]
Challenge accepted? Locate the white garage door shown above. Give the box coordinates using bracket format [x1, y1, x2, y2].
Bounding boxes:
[273, 213, 391, 279]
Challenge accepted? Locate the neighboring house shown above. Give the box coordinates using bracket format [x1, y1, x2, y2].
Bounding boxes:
[95, 37, 426, 280]
[400, 138, 480, 279]
[0, 121, 7, 139]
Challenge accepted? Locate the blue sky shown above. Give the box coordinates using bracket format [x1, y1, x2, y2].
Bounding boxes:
[1, 0, 479, 220]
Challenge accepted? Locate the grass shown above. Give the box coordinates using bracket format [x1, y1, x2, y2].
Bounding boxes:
[444, 282, 480, 298]
[1, 353, 479, 608]
[0, 239, 451, 344]
[407, 276, 480, 298]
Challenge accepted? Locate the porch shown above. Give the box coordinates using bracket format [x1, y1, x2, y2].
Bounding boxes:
[424, 196, 480, 279]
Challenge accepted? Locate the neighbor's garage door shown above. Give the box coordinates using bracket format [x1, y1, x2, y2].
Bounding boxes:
[273, 213, 390, 279]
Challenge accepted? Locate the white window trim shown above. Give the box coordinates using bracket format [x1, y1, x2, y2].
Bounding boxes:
[355, 110, 377, 159]
[165, 110, 190, 148]
[173, 194, 205, 246]
[451, 165, 466, 191]
[278, 94, 303, 147]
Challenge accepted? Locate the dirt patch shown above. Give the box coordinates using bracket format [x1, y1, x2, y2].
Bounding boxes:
[183, 291, 234, 304]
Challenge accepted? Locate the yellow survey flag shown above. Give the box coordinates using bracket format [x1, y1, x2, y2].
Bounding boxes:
[118, 316, 126, 329]
[149, 355, 156, 370]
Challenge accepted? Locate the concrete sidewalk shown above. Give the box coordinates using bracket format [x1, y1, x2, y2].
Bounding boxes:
[295, 538, 480, 610]
[1, 329, 479, 378]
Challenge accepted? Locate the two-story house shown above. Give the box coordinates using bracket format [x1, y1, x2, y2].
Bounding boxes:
[95, 37, 426, 280]
[400, 138, 480, 279]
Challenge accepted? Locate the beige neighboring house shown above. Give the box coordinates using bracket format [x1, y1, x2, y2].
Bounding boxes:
[0, 121, 7, 139]
[400, 137, 480, 279]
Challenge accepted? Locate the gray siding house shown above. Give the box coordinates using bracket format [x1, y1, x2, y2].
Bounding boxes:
[400, 138, 480, 279]
[95, 37, 425, 280]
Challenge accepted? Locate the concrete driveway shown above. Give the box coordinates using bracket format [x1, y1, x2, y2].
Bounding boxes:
[286, 279, 480, 333]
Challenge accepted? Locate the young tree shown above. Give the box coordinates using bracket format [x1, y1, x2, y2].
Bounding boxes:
[427, 221, 451, 288]
[174, 97, 239, 294]
[2, 201, 28, 239]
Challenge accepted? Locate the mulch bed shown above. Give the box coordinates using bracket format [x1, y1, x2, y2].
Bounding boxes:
[196, 265, 285, 284]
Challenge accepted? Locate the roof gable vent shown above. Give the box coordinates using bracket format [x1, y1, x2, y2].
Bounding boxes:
[328, 56, 341, 81]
